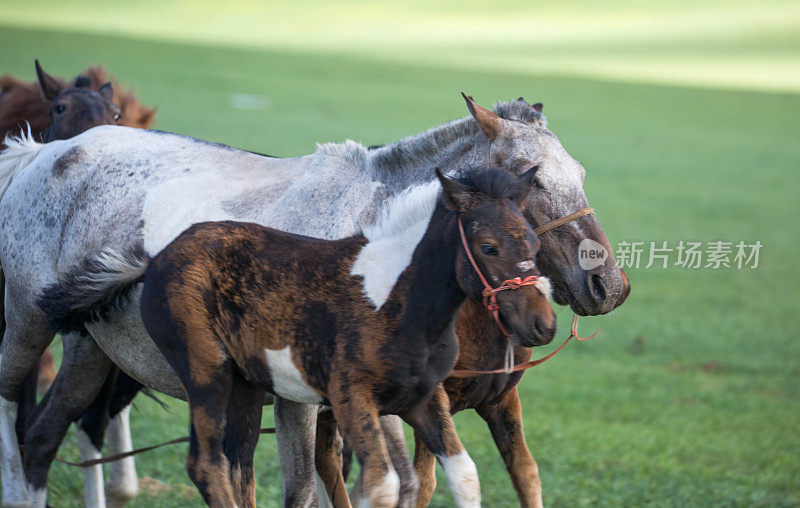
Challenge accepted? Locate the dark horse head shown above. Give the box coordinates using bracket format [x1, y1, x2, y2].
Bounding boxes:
[35, 60, 121, 142]
[437, 167, 557, 347]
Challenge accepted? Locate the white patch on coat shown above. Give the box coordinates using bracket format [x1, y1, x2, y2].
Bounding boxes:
[437, 450, 480, 507]
[350, 180, 440, 309]
[106, 405, 140, 503]
[264, 346, 323, 404]
[517, 259, 536, 272]
[534, 276, 552, 299]
[76, 427, 106, 508]
[359, 469, 400, 508]
[0, 391, 31, 507]
[29, 485, 47, 508]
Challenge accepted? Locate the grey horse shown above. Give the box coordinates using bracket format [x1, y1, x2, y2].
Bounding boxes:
[0, 95, 626, 507]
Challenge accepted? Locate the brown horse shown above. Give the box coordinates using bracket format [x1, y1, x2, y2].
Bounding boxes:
[0, 60, 155, 146]
[38, 167, 557, 507]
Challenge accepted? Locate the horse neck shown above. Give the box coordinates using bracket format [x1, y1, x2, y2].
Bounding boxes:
[383, 204, 466, 345]
[368, 117, 490, 191]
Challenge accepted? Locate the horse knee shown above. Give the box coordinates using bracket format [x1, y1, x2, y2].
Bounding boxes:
[364, 469, 401, 508]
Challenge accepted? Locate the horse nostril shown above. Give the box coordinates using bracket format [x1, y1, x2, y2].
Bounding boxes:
[589, 274, 606, 302]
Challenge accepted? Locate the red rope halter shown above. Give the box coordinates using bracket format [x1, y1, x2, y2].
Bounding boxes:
[451, 213, 601, 378]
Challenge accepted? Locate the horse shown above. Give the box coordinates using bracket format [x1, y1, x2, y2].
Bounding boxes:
[0, 94, 628, 507]
[38, 167, 557, 507]
[0, 59, 157, 508]
[0, 60, 155, 146]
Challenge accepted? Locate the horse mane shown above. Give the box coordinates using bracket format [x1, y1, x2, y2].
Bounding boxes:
[315, 99, 546, 184]
[362, 167, 521, 242]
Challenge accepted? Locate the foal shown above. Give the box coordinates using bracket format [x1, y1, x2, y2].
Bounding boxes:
[41, 167, 556, 507]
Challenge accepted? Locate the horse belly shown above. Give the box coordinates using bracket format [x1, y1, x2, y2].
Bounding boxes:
[85, 290, 186, 400]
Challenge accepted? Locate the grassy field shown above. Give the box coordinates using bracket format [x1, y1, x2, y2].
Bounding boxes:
[1, 5, 799, 507]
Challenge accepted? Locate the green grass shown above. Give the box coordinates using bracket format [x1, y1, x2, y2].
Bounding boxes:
[1, 15, 799, 508]
[2, 0, 800, 92]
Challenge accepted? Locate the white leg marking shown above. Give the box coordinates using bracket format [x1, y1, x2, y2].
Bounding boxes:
[360, 469, 400, 508]
[77, 426, 107, 508]
[264, 346, 323, 404]
[29, 484, 47, 508]
[0, 393, 31, 507]
[438, 450, 480, 507]
[105, 405, 139, 507]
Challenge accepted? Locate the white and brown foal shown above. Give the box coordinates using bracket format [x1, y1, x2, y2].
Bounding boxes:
[39, 167, 556, 507]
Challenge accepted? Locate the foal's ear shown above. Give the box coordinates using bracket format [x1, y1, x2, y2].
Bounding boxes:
[510, 166, 538, 208]
[98, 82, 114, 102]
[461, 92, 503, 140]
[35, 60, 63, 101]
[436, 168, 476, 212]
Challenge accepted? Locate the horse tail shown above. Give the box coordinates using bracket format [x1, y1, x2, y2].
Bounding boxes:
[37, 245, 150, 335]
[0, 124, 43, 199]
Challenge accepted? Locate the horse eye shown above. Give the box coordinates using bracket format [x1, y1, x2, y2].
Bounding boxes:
[113, 113, 121, 121]
[480, 244, 499, 256]
[53, 105, 65, 115]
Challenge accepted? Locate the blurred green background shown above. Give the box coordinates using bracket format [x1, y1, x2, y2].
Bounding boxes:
[1, 1, 799, 506]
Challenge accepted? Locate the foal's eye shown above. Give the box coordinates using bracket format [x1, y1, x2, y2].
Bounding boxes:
[53, 105, 65, 115]
[113, 113, 121, 122]
[480, 244, 499, 256]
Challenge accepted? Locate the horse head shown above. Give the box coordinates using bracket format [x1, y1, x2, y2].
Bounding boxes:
[437, 167, 557, 347]
[463, 94, 631, 316]
[35, 59, 121, 142]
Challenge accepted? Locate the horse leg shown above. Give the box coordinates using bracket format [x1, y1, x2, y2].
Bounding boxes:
[476, 387, 542, 508]
[222, 370, 264, 508]
[104, 372, 144, 507]
[412, 431, 437, 508]
[23, 331, 114, 508]
[184, 363, 237, 507]
[314, 409, 350, 507]
[74, 366, 119, 508]
[402, 385, 480, 508]
[329, 386, 398, 508]
[0, 289, 53, 508]
[348, 416, 418, 507]
[381, 415, 419, 508]
[273, 396, 324, 507]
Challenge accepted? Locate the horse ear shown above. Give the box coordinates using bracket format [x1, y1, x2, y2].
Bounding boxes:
[35, 60, 63, 101]
[98, 82, 114, 102]
[435, 168, 476, 212]
[510, 166, 538, 208]
[74, 75, 91, 88]
[461, 92, 503, 140]
[532, 102, 543, 113]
